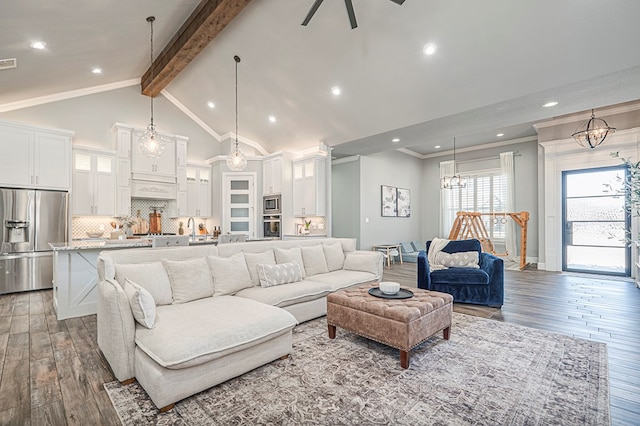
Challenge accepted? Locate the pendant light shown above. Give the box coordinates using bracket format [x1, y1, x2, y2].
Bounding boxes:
[226, 55, 247, 171]
[572, 109, 616, 149]
[440, 137, 468, 189]
[139, 16, 165, 159]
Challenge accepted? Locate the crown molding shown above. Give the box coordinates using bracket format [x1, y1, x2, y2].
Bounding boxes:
[0, 79, 139, 113]
[420, 135, 538, 159]
[395, 148, 423, 159]
[332, 155, 360, 165]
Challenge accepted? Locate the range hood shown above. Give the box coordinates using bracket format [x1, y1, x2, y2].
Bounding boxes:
[131, 180, 177, 200]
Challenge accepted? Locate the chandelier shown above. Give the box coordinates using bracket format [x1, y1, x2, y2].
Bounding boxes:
[440, 137, 468, 189]
[139, 16, 166, 159]
[226, 55, 247, 171]
[572, 109, 616, 149]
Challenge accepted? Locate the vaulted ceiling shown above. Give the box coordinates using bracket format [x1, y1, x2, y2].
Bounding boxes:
[2, 0, 640, 158]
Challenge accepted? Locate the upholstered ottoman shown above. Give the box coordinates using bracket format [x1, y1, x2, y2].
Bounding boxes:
[327, 284, 453, 368]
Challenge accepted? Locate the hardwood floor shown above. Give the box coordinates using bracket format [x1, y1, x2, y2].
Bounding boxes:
[0, 264, 639, 425]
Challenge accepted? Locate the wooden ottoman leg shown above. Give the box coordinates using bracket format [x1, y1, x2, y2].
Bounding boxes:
[443, 326, 451, 340]
[328, 324, 336, 339]
[400, 350, 409, 369]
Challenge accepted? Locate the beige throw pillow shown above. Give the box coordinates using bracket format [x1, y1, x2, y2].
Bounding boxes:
[163, 257, 214, 304]
[274, 247, 306, 278]
[323, 242, 345, 271]
[207, 253, 253, 296]
[301, 245, 329, 276]
[257, 262, 303, 288]
[114, 261, 173, 305]
[123, 278, 156, 328]
[243, 250, 276, 286]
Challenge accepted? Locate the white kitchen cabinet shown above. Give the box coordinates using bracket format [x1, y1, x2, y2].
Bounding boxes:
[292, 157, 326, 217]
[71, 149, 115, 216]
[131, 132, 176, 183]
[0, 121, 72, 190]
[263, 156, 282, 195]
[115, 157, 131, 216]
[186, 165, 212, 217]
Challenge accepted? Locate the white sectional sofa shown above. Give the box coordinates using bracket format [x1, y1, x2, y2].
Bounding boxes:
[96, 237, 383, 410]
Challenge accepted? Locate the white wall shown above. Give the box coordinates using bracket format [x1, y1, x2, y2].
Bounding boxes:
[331, 158, 361, 245]
[0, 85, 220, 162]
[358, 151, 423, 250]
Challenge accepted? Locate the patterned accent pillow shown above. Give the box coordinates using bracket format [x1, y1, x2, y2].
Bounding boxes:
[435, 251, 480, 269]
[257, 262, 303, 288]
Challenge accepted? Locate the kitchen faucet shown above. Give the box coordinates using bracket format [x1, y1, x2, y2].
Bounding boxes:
[187, 217, 195, 240]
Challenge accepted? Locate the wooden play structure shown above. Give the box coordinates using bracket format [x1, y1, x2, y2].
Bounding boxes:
[448, 211, 530, 270]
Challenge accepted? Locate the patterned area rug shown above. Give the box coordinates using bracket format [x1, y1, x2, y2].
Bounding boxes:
[104, 313, 609, 425]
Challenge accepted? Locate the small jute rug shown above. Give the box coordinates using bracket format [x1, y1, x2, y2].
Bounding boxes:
[104, 313, 609, 425]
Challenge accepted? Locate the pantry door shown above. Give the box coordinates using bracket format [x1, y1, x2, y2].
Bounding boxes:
[562, 166, 630, 275]
[222, 173, 256, 238]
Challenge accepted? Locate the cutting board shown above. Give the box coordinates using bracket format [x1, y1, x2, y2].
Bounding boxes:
[131, 217, 149, 234]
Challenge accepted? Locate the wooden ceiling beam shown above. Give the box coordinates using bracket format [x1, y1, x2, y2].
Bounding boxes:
[141, 0, 253, 97]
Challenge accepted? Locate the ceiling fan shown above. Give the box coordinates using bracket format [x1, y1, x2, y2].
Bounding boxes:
[302, 0, 406, 30]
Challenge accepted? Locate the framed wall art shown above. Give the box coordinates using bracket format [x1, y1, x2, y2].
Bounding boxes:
[381, 185, 397, 217]
[397, 188, 411, 217]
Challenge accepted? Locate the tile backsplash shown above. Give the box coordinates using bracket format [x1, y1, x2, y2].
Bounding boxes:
[71, 198, 217, 239]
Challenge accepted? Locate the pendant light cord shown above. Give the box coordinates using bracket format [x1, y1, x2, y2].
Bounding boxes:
[234, 55, 241, 151]
[147, 16, 155, 127]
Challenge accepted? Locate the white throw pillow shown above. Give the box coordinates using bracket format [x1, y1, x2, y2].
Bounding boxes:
[343, 252, 380, 273]
[301, 245, 329, 276]
[243, 250, 276, 286]
[257, 262, 303, 288]
[123, 278, 156, 329]
[435, 251, 480, 269]
[114, 262, 173, 305]
[207, 253, 253, 296]
[323, 242, 345, 272]
[274, 247, 306, 278]
[163, 257, 214, 304]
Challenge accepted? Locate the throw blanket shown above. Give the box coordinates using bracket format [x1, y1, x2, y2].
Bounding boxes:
[428, 238, 450, 271]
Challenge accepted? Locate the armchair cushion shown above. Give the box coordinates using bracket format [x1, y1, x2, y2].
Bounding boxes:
[431, 268, 489, 285]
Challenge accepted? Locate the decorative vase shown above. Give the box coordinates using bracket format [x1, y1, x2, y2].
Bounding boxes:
[178, 223, 184, 235]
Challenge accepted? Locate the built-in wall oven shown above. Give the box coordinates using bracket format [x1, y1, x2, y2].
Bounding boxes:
[263, 215, 281, 239]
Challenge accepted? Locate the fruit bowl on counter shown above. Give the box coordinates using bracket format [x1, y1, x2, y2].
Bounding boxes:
[86, 231, 104, 239]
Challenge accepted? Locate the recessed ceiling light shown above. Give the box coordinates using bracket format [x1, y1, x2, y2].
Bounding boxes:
[91, 67, 102, 74]
[30, 41, 46, 50]
[423, 43, 437, 55]
[543, 101, 558, 108]
[496, 133, 504, 137]
[434, 145, 441, 149]
[207, 101, 215, 109]
[392, 138, 400, 143]
[268, 115, 276, 123]
[331, 86, 341, 96]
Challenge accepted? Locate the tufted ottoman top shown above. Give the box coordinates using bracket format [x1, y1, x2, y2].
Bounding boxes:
[327, 283, 453, 323]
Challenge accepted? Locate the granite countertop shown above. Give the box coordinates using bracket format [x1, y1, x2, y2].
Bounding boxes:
[49, 238, 153, 251]
[282, 234, 327, 238]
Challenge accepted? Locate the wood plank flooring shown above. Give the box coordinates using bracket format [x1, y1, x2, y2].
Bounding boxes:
[0, 264, 638, 425]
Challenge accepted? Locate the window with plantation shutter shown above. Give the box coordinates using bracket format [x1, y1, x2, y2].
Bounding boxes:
[445, 168, 507, 241]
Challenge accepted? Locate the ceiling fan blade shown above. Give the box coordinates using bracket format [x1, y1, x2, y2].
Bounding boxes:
[388, 0, 406, 4]
[302, 0, 325, 26]
[345, 0, 357, 29]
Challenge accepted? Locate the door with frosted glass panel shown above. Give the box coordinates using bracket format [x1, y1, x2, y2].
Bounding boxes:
[222, 173, 255, 238]
[562, 166, 629, 275]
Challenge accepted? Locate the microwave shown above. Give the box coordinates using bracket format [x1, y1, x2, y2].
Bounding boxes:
[263, 194, 281, 214]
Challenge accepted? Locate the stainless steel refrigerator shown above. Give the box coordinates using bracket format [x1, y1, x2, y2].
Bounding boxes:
[0, 188, 68, 294]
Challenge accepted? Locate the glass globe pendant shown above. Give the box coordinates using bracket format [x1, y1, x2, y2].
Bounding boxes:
[226, 55, 247, 171]
[139, 16, 165, 159]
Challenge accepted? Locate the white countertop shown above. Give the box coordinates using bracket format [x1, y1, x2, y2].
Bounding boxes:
[49, 238, 153, 251]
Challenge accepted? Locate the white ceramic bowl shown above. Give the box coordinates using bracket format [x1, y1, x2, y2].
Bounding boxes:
[379, 281, 400, 295]
[86, 231, 104, 238]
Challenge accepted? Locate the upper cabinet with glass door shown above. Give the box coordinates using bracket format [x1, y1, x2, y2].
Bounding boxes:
[292, 156, 326, 217]
[71, 148, 116, 216]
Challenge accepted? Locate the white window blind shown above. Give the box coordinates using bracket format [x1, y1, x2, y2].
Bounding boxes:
[445, 169, 507, 241]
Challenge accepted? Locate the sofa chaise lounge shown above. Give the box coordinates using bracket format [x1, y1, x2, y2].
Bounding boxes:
[97, 237, 383, 410]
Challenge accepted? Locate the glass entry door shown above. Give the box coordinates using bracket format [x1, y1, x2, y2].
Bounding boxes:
[222, 173, 255, 238]
[562, 166, 629, 275]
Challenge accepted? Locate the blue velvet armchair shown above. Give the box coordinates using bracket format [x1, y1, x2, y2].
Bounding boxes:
[417, 239, 504, 307]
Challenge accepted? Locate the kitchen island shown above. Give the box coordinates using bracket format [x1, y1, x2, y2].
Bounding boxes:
[50, 239, 153, 320]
